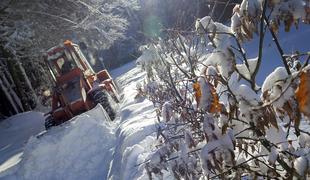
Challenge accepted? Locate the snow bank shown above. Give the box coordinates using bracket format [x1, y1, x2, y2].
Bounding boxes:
[1, 61, 158, 180]
[108, 65, 158, 180]
[3, 105, 115, 180]
[0, 112, 44, 174]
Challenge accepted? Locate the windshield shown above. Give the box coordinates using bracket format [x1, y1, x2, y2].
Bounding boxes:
[58, 57, 74, 74]
[48, 49, 78, 76]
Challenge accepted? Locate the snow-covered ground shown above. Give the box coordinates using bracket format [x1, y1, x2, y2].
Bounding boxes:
[108, 62, 158, 180]
[0, 61, 158, 180]
[0, 112, 44, 175]
[1, 59, 310, 180]
[1, 105, 117, 180]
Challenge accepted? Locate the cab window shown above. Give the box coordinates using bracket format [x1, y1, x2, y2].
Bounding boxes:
[55, 57, 74, 75]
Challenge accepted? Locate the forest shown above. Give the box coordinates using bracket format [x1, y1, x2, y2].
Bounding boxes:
[0, 0, 238, 118]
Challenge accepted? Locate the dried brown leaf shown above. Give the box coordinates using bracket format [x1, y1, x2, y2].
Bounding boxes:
[266, 106, 278, 129]
[296, 71, 310, 118]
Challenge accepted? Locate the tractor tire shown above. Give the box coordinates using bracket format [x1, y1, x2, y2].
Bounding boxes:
[45, 115, 55, 130]
[91, 89, 116, 120]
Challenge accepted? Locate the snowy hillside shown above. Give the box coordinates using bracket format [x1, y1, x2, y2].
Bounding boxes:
[0, 62, 159, 180]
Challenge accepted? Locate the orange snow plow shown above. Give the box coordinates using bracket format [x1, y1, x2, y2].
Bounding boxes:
[43, 40, 119, 129]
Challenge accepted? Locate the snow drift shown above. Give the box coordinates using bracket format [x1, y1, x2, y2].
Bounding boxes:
[3, 105, 115, 180]
[0, 111, 44, 174]
[108, 63, 159, 180]
[0, 62, 159, 180]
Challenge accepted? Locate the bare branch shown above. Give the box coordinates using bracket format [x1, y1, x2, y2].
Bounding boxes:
[263, 14, 291, 75]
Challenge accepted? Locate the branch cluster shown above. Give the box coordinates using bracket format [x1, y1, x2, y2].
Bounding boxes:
[135, 0, 310, 179]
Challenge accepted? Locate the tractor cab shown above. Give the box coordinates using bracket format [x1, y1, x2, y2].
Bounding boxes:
[44, 40, 95, 83]
[43, 40, 119, 129]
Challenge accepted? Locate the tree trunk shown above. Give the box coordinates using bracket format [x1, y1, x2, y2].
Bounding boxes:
[7, 57, 38, 111]
[0, 75, 21, 114]
[16, 57, 38, 104]
[0, 58, 24, 115]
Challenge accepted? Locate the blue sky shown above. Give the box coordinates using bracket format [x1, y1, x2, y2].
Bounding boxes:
[241, 23, 310, 85]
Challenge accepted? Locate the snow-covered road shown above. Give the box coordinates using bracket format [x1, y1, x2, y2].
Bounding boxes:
[0, 61, 158, 180]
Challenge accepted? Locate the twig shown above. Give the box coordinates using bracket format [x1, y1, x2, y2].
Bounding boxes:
[177, 34, 196, 78]
[251, 0, 267, 88]
[197, 22, 256, 90]
[158, 54, 184, 102]
[169, 54, 191, 79]
[263, 14, 291, 75]
[218, 0, 233, 22]
[210, 154, 269, 179]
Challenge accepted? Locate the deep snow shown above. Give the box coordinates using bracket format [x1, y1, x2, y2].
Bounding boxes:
[1, 59, 310, 180]
[4, 105, 116, 180]
[0, 61, 159, 180]
[0, 112, 44, 174]
[108, 62, 158, 180]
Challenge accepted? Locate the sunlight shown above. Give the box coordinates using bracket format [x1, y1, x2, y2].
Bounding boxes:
[143, 15, 163, 38]
[141, 0, 163, 38]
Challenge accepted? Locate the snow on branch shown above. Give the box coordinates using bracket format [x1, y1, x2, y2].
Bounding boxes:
[135, 0, 310, 179]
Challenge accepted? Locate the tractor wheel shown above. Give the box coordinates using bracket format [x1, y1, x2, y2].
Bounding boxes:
[91, 89, 116, 120]
[45, 115, 55, 130]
